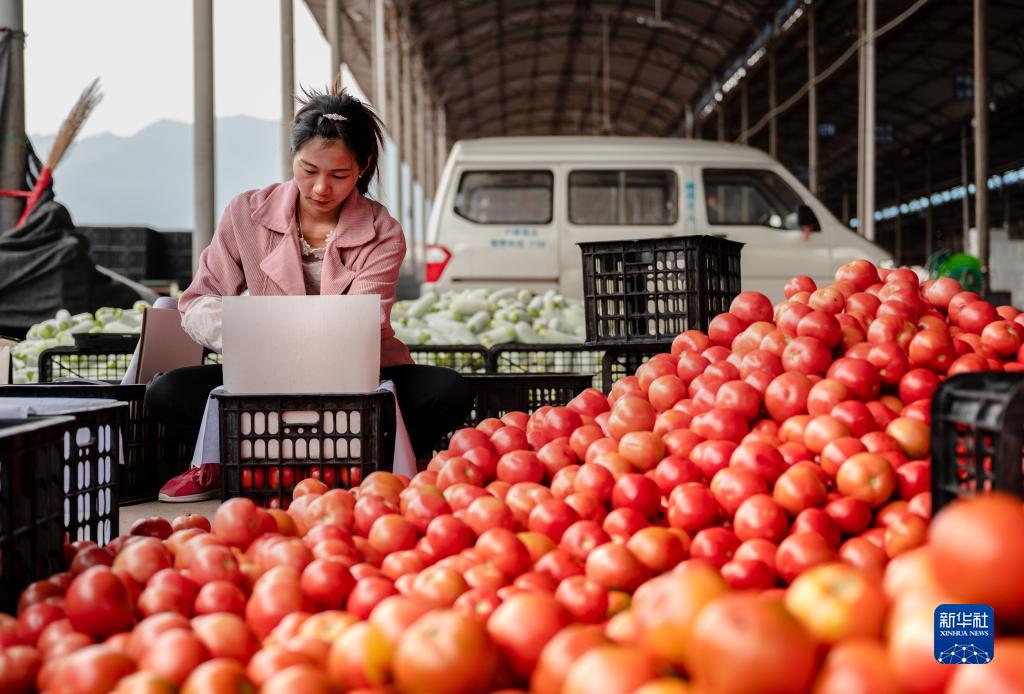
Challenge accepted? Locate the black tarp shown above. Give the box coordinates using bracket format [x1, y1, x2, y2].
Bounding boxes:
[0, 32, 149, 335]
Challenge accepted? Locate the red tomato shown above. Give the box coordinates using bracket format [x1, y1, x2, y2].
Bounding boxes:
[606, 397, 657, 440]
[448, 428, 492, 456]
[393, 610, 497, 693]
[773, 464, 828, 516]
[652, 455, 704, 495]
[691, 407, 749, 443]
[721, 558, 776, 590]
[559, 521, 611, 562]
[490, 426, 530, 456]
[827, 357, 882, 402]
[797, 310, 842, 348]
[553, 576, 608, 624]
[929, 493, 1024, 621]
[610, 473, 661, 518]
[63, 567, 135, 640]
[46, 645, 135, 694]
[367, 514, 417, 556]
[476, 527, 531, 579]
[496, 450, 544, 484]
[836, 453, 896, 508]
[528, 499, 581, 543]
[764, 372, 812, 422]
[885, 417, 930, 458]
[957, 300, 998, 333]
[782, 336, 831, 376]
[602, 508, 649, 542]
[980, 319, 1023, 357]
[729, 291, 774, 323]
[775, 532, 836, 584]
[568, 388, 611, 418]
[924, 277, 962, 309]
[488, 593, 570, 680]
[584, 543, 647, 592]
[831, 400, 877, 437]
[732, 494, 789, 543]
[617, 431, 665, 471]
[785, 275, 817, 297]
[809, 286, 846, 314]
[687, 593, 816, 693]
[667, 483, 721, 535]
[708, 312, 749, 347]
[709, 467, 766, 517]
[729, 441, 786, 486]
[907, 329, 955, 371]
[803, 414, 850, 454]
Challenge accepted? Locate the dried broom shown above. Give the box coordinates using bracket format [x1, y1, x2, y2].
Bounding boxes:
[16, 78, 103, 228]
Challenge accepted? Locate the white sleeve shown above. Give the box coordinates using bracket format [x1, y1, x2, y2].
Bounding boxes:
[182, 295, 223, 353]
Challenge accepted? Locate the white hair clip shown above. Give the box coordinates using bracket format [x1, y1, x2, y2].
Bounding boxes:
[319, 113, 347, 123]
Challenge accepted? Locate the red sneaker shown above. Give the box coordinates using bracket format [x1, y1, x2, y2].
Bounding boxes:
[158, 463, 221, 502]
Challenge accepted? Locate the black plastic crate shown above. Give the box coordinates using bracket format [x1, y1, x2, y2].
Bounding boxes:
[578, 235, 742, 344]
[487, 344, 604, 390]
[0, 384, 191, 504]
[601, 344, 671, 393]
[931, 372, 1024, 513]
[217, 393, 397, 509]
[40, 344, 222, 383]
[409, 345, 489, 373]
[431, 373, 594, 452]
[0, 400, 127, 545]
[40, 346, 136, 383]
[466, 374, 593, 422]
[80, 226, 158, 281]
[0, 417, 71, 613]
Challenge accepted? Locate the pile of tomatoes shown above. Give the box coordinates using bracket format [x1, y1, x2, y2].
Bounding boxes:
[3, 260, 1024, 693]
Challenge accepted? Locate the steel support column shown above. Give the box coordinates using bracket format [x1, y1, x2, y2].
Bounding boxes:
[327, 0, 341, 77]
[974, 0, 990, 290]
[280, 0, 294, 181]
[400, 20, 413, 247]
[925, 149, 934, 260]
[0, 0, 26, 231]
[807, 1, 818, 196]
[739, 83, 749, 145]
[857, 0, 877, 241]
[768, 48, 778, 158]
[962, 122, 971, 248]
[193, 0, 215, 269]
[414, 55, 426, 270]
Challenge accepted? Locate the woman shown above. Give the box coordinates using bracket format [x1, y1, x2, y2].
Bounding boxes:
[147, 83, 472, 502]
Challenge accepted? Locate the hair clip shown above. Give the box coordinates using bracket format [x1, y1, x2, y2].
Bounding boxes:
[319, 113, 347, 123]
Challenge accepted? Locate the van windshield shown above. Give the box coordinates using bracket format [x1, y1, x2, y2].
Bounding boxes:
[703, 168, 807, 230]
[454, 170, 553, 224]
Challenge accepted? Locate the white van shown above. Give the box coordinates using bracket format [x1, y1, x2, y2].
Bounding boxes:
[423, 137, 891, 301]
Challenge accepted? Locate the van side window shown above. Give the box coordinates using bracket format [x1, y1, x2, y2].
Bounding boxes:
[568, 170, 677, 225]
[702, 169, 810, 231]
[454, 170, 553, 224]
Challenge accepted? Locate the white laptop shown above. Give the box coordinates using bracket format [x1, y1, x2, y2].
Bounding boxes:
[221, 295, 381, 394]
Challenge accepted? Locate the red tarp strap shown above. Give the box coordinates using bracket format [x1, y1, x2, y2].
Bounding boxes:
[0, 189, 31, 198]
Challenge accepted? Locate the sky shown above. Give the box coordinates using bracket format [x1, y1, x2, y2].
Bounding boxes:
[24, 0, 332, 138]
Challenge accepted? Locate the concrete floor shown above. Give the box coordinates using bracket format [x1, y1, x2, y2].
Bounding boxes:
[119, 498, 221, 530]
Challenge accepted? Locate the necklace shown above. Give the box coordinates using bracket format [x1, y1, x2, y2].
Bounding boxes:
[297, 216, 336, 257]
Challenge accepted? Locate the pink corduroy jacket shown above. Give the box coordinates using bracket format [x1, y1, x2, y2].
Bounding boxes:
[178, 180, 414, 367]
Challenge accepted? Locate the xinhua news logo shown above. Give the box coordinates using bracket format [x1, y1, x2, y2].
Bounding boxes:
[934, 604, 995, 664]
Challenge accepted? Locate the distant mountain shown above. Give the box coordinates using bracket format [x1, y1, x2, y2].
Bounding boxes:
[29, 116, 283, 230]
